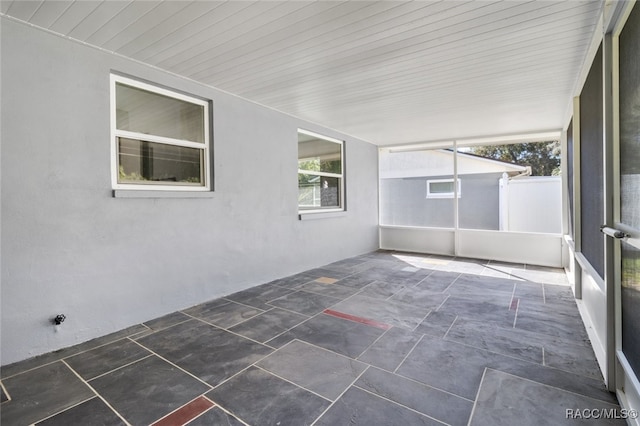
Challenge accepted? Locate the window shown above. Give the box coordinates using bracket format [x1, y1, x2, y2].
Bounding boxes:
[298, 129, 344, 212]
[111, 75, 211, 191]
[426, 179, 461, 199]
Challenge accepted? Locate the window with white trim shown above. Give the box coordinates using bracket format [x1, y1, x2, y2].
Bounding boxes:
[111, 75, 211, 191]
[426, 178, 461, 198]
[298, 130, 344, 212]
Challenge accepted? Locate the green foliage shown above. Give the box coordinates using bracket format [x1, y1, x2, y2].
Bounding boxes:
[469, 141, 561, 176]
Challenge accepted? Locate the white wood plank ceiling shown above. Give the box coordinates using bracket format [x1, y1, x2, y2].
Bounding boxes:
[1, 0, 603, 145]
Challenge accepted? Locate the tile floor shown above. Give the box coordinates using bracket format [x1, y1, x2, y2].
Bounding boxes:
[0, 251, 626, 425]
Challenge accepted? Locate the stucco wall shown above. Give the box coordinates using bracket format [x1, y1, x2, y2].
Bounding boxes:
[0, 19, 379, 365]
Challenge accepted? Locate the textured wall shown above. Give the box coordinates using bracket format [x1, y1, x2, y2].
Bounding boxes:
[0, 19, 379, 364]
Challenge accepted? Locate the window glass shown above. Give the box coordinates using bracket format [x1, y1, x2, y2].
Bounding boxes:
[118, 138, 202, 185]
[298, 130, 344, 211]
[116, 82, 205, 143]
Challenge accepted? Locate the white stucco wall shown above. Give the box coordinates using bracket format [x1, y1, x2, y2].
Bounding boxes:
[0, 18, 379, 365]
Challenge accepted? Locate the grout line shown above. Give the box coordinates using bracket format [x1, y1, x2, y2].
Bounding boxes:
[179, 313, 274, 348]
[542, 347, 546, 366]
[512, 298, 520, 329]
[1, 327, 152, 380]
[28, 395, 97, 424]
[149, 395, 214, 426]
[252, 364, 332, 402]
[87, 353, 154, 382]
[542, 284, 547, 304]
[353, 385, 448, 425]
[61, 359, 132, 426]
[466, 367, 489, 426]
[128, 339, 214, 390]
[393, 334, 425, 374]
[205, 399, 252, 426]
[434, 294, 450, 312]
[355, 328, 392, 361]
[310, 365, 371, 426]
[442, 315, 459, 340]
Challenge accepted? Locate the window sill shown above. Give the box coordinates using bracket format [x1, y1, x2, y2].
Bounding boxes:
[298, 210, 346, 220]
[113, 190, 214, 199]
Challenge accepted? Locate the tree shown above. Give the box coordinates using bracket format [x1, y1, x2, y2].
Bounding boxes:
[469, 141, 561, 176]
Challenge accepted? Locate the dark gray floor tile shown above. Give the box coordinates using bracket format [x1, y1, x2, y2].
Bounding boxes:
[35, 397, 125, 426]
[515, 300, 589, 342]
[143, 311, 191, 331]
[271, 272, 321, 288]
[358, 280, 409, 299]
[357, 327, 421, 371]
[356, 367, 473, 426]
[297, 281, 360, 299]
[334, 274, 377, 289]
[469, 369, 625, 426]
[514, 282, 545, 302]
[446, 274, 516, 302]
[389, 286, 449, 309]
[1, 324, 148, 379]
[415, 310, 458, 337]
[186, 406, 244, 426]
[268, 290, 341, 316]
[1, 362, 94, 426]
[397, 335, 499, 399]
[225, 283, 295, 310]
[495, 361, 617, 404]
[190, 299, 264, 328]
[258, 340, 367, 400]
[90, 355, 209, 426]
[414, 270, 460, 293]
[331, 294, 430, 330]
[228, 308, 308, 343]
[315, 386, 440, 426]
[445, 318, 544, 364]
[266, 314, 385, 358]
[438, 295, 516, 327]
[181, 298, 230, 318]
[207, 366, 329, 426]
[65, 339, 150, 380]
[137, 320, 272, 386]
[543, 344, 603, 380]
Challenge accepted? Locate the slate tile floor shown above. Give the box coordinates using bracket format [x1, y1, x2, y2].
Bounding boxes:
[0, 251, 625, 425]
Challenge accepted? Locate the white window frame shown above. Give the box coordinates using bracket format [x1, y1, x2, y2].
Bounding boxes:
[298, 129, 345, 214]
[110, 74, 211, 191]
[426, 178, 461, 199]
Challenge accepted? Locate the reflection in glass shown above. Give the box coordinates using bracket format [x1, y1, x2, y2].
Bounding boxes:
[298, 138, 342, 174]
[118, 138, 203, 185]
[298, 175, 340, 208]
[116, 82, 205, 143]
[622, 242, 640, 376]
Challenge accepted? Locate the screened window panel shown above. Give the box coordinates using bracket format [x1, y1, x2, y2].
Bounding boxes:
[567, 119, 574, 238]
[579, 44, 605, 279]
[619, 2, 640, 378]
[379, 148, 455, 228]
[620, 4, 640, 230]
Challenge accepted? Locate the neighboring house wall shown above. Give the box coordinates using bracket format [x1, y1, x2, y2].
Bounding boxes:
[380, 173, 502, 230]
[0, 19, 379, 365]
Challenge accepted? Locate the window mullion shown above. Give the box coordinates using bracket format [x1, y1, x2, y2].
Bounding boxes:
[115, 130, 205, 150]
